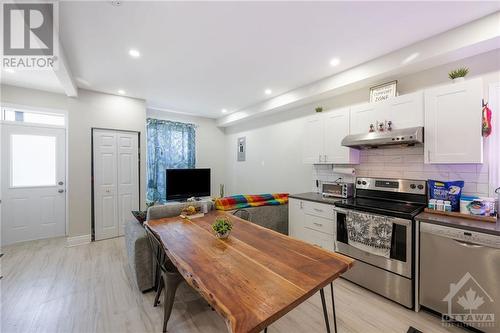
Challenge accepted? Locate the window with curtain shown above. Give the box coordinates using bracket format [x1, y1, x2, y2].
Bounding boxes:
[146, 118, 196, 202]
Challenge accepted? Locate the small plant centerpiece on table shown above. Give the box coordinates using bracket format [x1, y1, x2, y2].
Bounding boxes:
[211, 216, 233, 239]
[448, 67, 469, 82]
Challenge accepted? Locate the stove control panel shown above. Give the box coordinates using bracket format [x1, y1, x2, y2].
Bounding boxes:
[356, 177, 427, 195]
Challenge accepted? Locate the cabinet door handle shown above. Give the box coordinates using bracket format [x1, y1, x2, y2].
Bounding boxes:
[314, 208, 324, 212]
[324, 155, 327, 162]
[300, 201, 303, 209]
[319, 154, 322, 162]
[427, 150, 431, 162]
[313, 222, 323, 227]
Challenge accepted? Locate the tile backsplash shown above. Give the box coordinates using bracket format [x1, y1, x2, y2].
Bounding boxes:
[312, 146, 489, 197]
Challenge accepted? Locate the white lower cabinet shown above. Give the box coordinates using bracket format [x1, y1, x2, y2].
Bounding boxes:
[289, 198, 335, 252]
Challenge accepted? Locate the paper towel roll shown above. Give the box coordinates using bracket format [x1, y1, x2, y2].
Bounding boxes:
[332, 167, 356, 176]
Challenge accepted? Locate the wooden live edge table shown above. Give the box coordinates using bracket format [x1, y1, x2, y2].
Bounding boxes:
[146, 210, 354, 333]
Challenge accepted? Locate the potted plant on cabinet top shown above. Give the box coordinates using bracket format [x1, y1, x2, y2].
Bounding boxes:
[212, 216, 233, 239]
[448, 67, 469, 83]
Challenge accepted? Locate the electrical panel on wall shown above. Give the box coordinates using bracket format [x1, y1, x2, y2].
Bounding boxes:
[237, 137, 246, 161]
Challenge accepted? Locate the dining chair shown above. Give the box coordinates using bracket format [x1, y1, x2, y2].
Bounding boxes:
[145, 226, 184, 332]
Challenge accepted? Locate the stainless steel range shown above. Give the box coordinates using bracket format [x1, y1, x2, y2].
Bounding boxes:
[333, 177, 427, 308]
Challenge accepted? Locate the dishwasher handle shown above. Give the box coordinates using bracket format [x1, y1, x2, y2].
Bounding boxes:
[454, 239, 484, 248]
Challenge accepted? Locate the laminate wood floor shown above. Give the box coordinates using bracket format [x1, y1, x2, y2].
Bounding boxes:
[1, 237, 465, 333]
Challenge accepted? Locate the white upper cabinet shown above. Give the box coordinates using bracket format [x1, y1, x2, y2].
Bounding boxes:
[302, 116, 325, 164]
[324, 108, 359, 164]
[302, 108, 359, 164]
[424, 78, 483, 164]
[350, 91, 424, 134]
[350, 103, 379, 134]
[384, 91, 424, 130]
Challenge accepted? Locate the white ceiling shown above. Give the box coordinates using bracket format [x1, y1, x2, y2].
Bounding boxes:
[3, 2, 500, 118]
[1, 69, 64, 94]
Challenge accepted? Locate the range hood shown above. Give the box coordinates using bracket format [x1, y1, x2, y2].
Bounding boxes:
[341, 127, 424, 149]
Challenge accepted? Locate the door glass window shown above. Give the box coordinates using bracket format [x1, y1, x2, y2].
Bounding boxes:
[11, 134, 57, 187]
[3, 109, 65, 126]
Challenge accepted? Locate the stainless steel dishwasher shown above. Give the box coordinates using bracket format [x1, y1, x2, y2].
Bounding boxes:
[420, 222, 500, 332]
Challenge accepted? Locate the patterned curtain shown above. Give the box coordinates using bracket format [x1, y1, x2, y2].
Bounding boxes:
[146, 118, 196, 203]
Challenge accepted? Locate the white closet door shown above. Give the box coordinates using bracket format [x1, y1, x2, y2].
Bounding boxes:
[93, 129, 139, 240]
[116, 132, 139, 236]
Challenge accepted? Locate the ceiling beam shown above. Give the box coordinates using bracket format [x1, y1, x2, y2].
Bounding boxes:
[54, 42, 78, 97]
[216, 11, 500, 127]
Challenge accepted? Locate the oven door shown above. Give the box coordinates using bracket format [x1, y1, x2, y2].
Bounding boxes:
[334, 207, 412, 278]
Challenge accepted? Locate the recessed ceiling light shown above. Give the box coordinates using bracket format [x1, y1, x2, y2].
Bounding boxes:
[221, 109, 228, 114]
[128, 49, 140, 58]
[118, 89, 126, 95]
[329, 58, 340, 67]
[264, 89, 272, 95]
[111, 1, 122, 7]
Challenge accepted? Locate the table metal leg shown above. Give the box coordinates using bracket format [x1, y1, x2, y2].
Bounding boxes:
[264, 328, 267, 333]
[330, 283, 337, 333]
[320, 289, 331, 333]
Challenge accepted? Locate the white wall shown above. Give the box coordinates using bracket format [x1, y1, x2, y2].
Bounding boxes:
[147, 109, 226, 198]
[224, 50, 500, 196]
[1, 85, 147, 237]
[67, 89, 146, 237]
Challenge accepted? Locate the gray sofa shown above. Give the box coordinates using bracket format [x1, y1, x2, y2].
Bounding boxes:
[124, 201, 288, 292]
[231, 205, 288, 235]
[124, 203, 189, 292]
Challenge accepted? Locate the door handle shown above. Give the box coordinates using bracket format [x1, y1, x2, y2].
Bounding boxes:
[58, 189, 64, 193]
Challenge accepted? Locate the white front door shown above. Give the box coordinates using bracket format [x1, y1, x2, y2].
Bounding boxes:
[1, 124, 66, 245]
[93, 129, 138, 241]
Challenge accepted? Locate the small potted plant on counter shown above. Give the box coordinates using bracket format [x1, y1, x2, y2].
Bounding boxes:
[211, 216, 233, 239]
[448, 66, 469, 83]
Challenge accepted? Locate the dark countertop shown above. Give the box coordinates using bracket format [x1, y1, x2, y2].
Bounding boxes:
[416, 212, 500, 236]
[289, 192, 342, 205]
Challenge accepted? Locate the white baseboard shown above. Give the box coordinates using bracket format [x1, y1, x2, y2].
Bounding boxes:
[66, 234, 91, 247]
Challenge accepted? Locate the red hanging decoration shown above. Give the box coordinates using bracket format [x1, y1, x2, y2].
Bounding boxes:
[482, 102, 492, 137]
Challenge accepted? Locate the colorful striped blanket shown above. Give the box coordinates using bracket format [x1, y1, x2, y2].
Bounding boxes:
[215, 193, 289, 211]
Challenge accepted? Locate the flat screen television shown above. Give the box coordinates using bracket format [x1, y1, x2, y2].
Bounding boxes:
[165, 168, 211, 201]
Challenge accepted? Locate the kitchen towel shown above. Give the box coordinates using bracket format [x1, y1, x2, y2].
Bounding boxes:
[346, 211, 393, 258]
